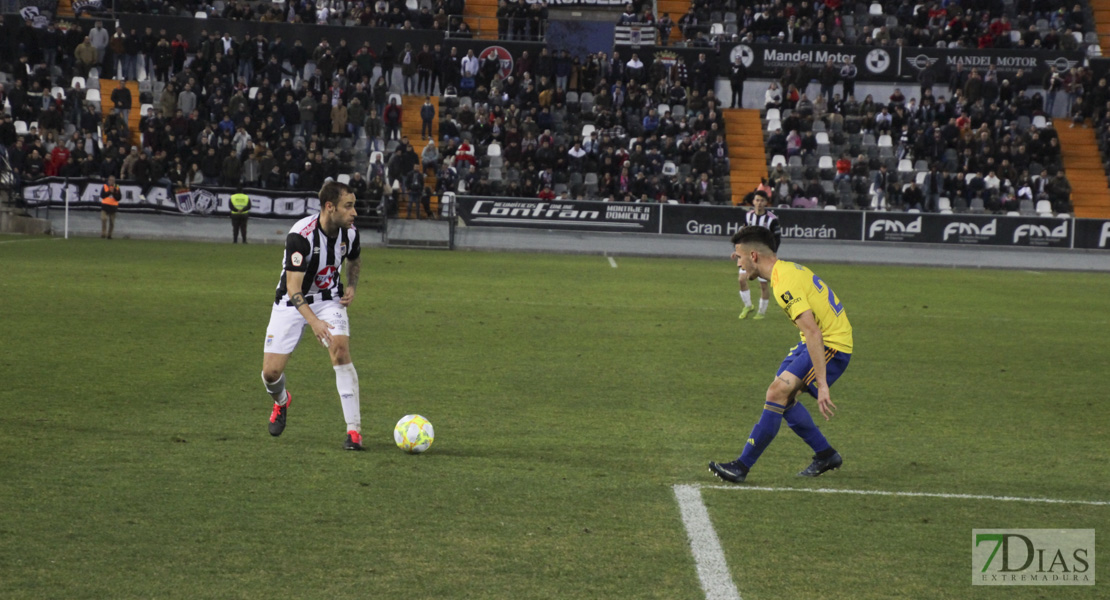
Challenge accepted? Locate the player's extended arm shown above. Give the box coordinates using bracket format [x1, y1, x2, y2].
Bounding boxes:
[794, 310, 837, 420]
[285, 270, 334, 346]
[340, 257, 360, 306]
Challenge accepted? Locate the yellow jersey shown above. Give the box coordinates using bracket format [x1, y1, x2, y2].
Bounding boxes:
[770, 260, 853, 353]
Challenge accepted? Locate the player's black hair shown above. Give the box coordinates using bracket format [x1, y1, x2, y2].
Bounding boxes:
[319, 180, 352, 208]
[752, 190, 769, 201]
[730, 225, 777, 252]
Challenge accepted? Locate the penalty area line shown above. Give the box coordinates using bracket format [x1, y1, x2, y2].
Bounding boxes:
[698, 484, 1110, 506]
[673, 484, 742, 600]
[606, 255, 618, 268]
[672, 483, 1109, 600]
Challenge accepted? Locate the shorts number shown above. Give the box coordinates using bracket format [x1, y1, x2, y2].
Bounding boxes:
[812, 275, 844, 315]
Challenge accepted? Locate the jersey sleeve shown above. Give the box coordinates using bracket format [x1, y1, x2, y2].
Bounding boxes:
[347, 228, 361, 261]
[284, 233, 311, 273]
[768, 218, 782, 252]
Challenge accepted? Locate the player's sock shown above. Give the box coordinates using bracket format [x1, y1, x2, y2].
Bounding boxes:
[739, 289, 752, 307]
[738, 401, 786, 469]
[262, 372, 288, 405]
[334, 363, 361, 433]
[783, 400, 831, 454]
[758, 298, 769, 315]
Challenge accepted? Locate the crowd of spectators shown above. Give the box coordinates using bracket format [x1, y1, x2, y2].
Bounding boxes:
[0, 14, 468, 204]
[0, 3, 1097, 215]
[670, 0, 1094, 51]
[0, 12, 735, 208]
[107, 0, 475, 35]
[427, 47, 734, 203]
[759, 59, 1080, 214]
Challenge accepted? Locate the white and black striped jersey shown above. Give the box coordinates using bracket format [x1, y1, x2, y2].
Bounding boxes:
[274, 214, 361, 305]
[746, 209, 781, 252]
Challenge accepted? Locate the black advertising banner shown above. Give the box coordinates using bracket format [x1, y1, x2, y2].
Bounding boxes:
[455, 196, 661, 233]
[897, 47, 1083, 84]
[723, 43, 877, 79]
[864, 212, 1073, 248]
[455, 197, 1103, 250]
[660, 204, 863, 241]
[1074, 219, 1110, 250]
[719, 42, 1084, 83]
[22, 178, 323, 218]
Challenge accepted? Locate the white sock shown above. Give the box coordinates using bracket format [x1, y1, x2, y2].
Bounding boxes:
[262, 372, 288, 405]
[758, 298, 769, 315]
[739, 289, 752, 307]
[334, 363, 361, 433]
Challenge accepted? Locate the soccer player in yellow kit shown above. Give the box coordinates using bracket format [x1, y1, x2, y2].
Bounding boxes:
[709, 225, 854, 483]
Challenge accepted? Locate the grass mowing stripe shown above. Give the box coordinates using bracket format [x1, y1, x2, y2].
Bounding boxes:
[674, 485, 743, 600]
[699, 485, 1110, 506]
[0, 238, 57, 244]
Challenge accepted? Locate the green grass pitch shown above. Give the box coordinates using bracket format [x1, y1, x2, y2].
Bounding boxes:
[0, 236, 1107, 599]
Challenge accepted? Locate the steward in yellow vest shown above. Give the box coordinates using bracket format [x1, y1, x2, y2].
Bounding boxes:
[231, 188, 250, 244]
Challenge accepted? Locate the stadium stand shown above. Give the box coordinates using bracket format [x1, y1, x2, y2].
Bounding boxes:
[428, 43, 740, 204]
[670, 0, 1096, 50]
[3, 3, 1109, 215]
[755, 64, 1083, 213]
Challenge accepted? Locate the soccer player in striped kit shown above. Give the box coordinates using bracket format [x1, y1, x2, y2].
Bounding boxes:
[261, 181, 366, 450]
[737, 191, 780, 320]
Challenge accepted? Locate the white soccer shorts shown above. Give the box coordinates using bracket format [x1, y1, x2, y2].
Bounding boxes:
[264, 299, 350, 354]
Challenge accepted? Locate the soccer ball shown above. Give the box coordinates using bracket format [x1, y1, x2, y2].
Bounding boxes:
[394, 414, 434, 453]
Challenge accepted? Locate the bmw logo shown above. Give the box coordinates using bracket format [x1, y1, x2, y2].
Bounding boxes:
[729, 44, 754, 68]
[865, 49, 891, 74]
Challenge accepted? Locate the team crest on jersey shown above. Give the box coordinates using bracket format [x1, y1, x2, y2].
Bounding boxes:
[291, 252, 303, 267]
[315, 266, 338, 289]
[340, 242, 347, 255]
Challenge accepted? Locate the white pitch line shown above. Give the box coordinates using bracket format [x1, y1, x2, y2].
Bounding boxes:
[674, 484, 742, 600]
[674, 483, 1109, 600]
[698, 484, 1110, 506]
[607, 256, 618, 268]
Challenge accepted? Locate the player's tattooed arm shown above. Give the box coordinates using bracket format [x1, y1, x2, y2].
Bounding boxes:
[346, 258, 361, 290]
[340, 258, 360, 307]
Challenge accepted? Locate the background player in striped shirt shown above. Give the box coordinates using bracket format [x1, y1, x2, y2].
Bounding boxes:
[737, 191, 780, 320]
[260, 181, 366, 451]
[710, 225, 853, 483]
